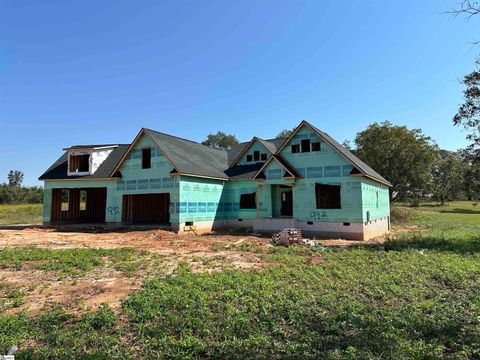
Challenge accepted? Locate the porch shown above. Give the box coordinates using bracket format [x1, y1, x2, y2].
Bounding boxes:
[256, 182, 295, 220]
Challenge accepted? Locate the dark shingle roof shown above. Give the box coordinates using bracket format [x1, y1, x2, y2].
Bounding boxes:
[38, 145, 130, 180]
[224, 163, 265, 180]
[265, 138, 287, 151]
[144, 129, 229, 180]
[256, 138, 277, 154]
[227, 142, 249, 166]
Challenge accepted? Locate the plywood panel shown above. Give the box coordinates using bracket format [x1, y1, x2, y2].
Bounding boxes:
[51, 188, 106, 223]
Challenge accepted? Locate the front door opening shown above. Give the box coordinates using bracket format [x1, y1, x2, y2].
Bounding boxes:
[280, 187, 293, 217]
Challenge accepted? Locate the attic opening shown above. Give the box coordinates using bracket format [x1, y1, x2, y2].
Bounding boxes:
[350, 167, 361, 175]
[142, 148, 152, 169]
[69, 154, 90, 173]
[301, 139, 310, 152]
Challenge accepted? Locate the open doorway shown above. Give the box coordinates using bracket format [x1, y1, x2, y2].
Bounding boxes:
[51, 188, 107, 223]
[279, 187, 293, 216]
[122, 193, 170, 224]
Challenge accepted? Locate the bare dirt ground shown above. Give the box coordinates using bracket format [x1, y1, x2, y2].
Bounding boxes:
[0, 226, 382, 315]
[0, 226, 386, 250]
[0, 227, 272, 315]
[0, 226, 267, 252]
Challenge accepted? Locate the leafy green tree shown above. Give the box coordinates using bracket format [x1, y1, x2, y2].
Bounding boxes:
[453, 61, 480, 201]
[275, 129, 295, 139]
[0, 184, 43, 204]
[430, 150, 464, 204]
[342, 140, 353, 151]
[448, 1, 480, 203]
[7, 170, 24, 187]
[353, 121, 437, 203]
[202, 131, 239, 150]
[460, 149, 480, 200]
[453, 58, 480, 152]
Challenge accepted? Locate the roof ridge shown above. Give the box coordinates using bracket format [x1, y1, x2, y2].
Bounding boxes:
[144, 128, 228, 153]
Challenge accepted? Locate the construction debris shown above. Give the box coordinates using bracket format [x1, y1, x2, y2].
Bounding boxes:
[302, 239, 317, 248]
[271, 228, 303, 246]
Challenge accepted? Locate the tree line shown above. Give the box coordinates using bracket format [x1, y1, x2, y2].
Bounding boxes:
[0, 170, 43, 205]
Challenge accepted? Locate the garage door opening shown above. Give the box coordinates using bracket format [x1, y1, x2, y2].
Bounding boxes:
[51, 188, 107, 223]
[122, 193, 170, 224]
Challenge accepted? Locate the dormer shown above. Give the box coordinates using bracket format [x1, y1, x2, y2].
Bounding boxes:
[230, 137, 278, 167]
[64, 145, 118, 176]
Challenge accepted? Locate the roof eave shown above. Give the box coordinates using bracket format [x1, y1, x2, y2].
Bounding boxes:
[42, 177, 117, 182]
[350, 173, 392, 187]
[177, 172, 229, 181]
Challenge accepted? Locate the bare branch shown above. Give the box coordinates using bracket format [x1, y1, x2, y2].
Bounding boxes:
[445, 0, 480, 21]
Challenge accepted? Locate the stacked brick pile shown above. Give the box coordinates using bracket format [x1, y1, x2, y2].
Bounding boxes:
[272, 228, 303, 246]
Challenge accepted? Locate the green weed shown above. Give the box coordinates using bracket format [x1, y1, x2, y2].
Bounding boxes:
[0, 204, 42, 225]
[0, 247, 136, 276]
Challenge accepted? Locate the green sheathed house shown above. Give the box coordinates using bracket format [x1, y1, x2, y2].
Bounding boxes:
[39, 120, 391, 240]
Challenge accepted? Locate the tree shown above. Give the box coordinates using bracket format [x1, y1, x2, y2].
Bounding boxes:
[449, 1, 480, 202]
[453, 58, 480, 152]
[7, 170, 24, 187]
[0, 184, 43, 204]
[353, 121, 437, 203]
[430, 150, 464, 204]
[460, 149, 480, 200]
[450, 0, 480, 151]
[202, 131, 239, 150]
[342, 140, 353, 151]
[275, 129, 294, 139]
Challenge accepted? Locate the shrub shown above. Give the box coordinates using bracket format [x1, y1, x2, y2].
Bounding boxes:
[390, 206, 414, 223]
[0, 184, 43, 205]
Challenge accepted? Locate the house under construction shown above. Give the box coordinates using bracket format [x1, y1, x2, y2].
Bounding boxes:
[39, 120, 391, 240]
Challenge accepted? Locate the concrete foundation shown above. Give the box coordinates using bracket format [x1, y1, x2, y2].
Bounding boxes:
[174, 216, 389, 240]
[363, 216, 390, 240]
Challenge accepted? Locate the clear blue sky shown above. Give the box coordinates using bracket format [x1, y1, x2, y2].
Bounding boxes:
[0, 0, 478, 186]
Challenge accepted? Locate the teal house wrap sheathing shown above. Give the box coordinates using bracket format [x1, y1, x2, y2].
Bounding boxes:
[39, 120, 392, 240]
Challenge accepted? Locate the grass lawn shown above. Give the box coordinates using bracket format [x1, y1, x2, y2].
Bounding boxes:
[0, 201, 479, 359]
[0, 204, 42, 225]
